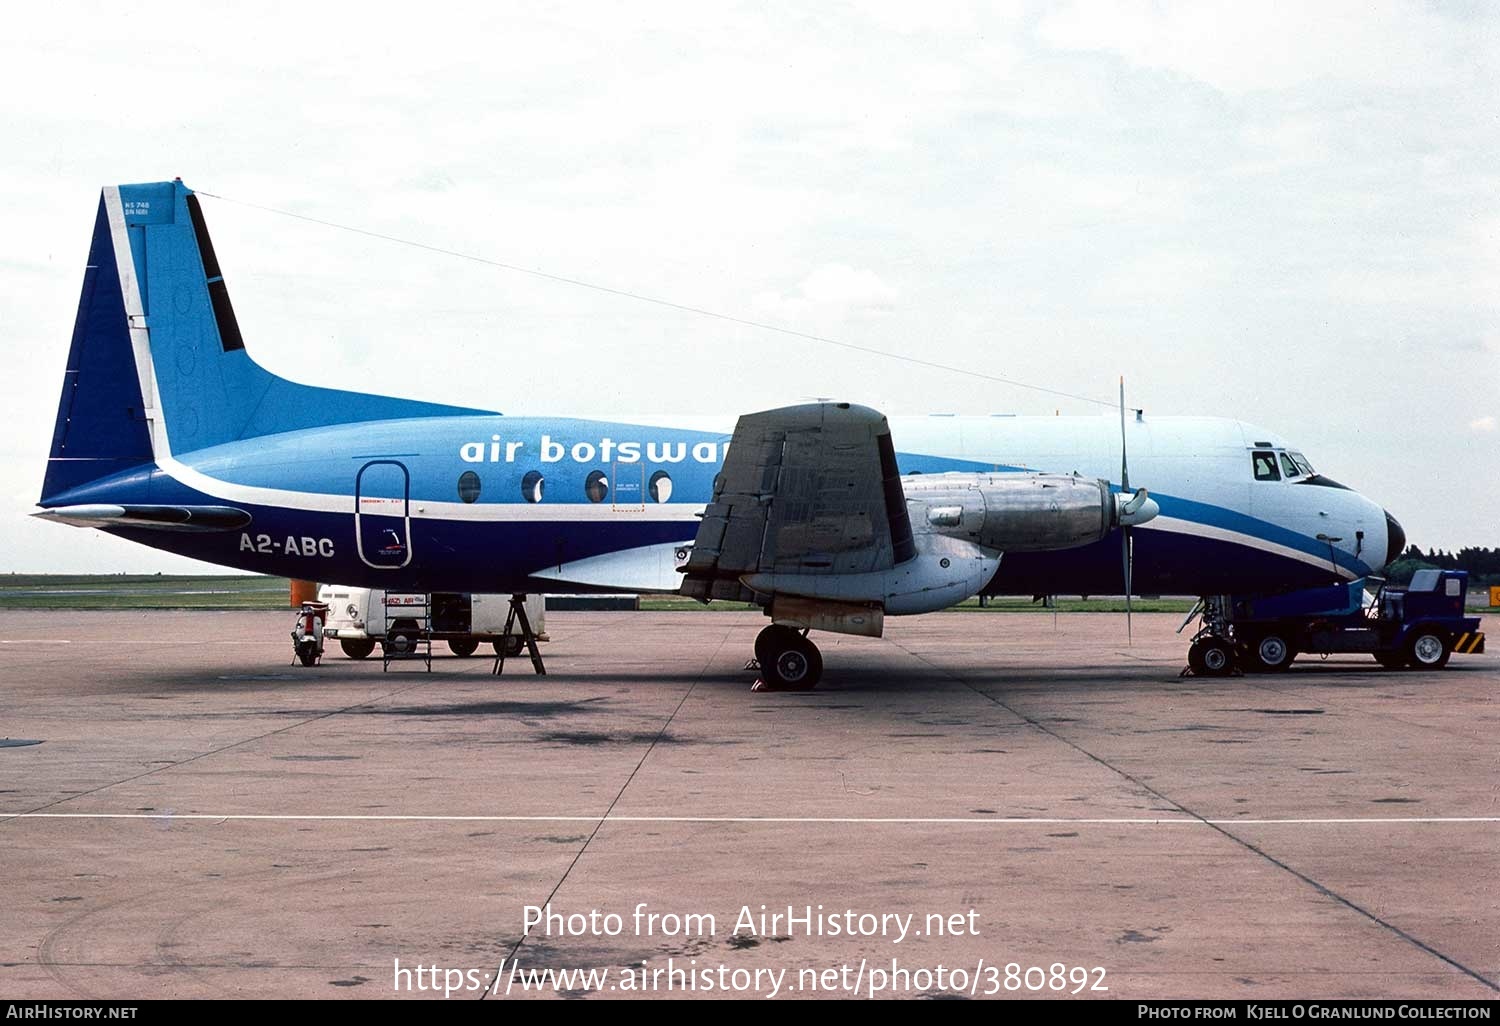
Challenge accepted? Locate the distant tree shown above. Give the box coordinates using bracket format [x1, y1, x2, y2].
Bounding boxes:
[1391, 545, 1500, 586]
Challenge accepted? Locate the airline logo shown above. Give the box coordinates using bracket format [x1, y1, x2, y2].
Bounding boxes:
[459, 435, 728, 465]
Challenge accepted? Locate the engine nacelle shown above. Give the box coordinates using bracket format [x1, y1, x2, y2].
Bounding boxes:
[738, 472, 1157, 634]
[744, 531, 1001, 627]
[904, 472, 1148, 552]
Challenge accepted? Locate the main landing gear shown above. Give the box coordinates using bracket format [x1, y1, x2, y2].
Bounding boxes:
[751, 624, 822, 691]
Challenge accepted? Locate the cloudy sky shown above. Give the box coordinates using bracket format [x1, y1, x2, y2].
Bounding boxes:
[1, 1, 1496, 573]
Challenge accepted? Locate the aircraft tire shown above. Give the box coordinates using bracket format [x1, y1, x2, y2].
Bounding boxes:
[754, 624, 801, 670]
[759, 631, 822, 691]
[1188, 638, 1235, 677]
[340, 638, 376, 660]
[1405, 629, 1451, 671]
[448, 638, 480, 658]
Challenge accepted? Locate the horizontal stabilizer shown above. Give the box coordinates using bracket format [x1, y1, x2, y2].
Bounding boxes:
[32, 504, 252, 532]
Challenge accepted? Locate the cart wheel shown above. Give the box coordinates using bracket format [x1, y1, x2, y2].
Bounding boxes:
[340, 638, 375, 660]
[493, 636, 524, 657]
[385, 630, 418, 656]
[1406, 630, 1450, 670]
[447, 638, 480, 658]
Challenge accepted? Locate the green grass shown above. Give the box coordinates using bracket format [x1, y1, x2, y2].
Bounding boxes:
[636, 595, 1199, 613]
[0, 574, 291, 610]
[3, 575, 1493, 616]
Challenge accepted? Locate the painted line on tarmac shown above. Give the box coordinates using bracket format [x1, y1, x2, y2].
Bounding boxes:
[7, 813, 1500, 825]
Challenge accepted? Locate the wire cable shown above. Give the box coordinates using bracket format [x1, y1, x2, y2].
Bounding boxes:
[196, 190, 1114, 409]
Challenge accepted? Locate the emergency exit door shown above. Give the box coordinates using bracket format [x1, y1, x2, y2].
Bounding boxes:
[356, 460, 413, 569]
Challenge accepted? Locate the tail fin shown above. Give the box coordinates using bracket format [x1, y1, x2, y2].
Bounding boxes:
[42, 194, 156, 500]
[42, 180, 493, 504]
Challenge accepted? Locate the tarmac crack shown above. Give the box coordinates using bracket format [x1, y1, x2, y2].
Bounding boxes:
[477, 625, 733, 1001]
[888, 640, 1500, 994]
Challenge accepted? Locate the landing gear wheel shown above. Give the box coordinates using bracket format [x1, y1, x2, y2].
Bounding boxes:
[754, 624, 799, 669]
[447, 638, 480, 658]
[1188, 638, 1235, 677]
[754, 626, 822, 691]
[1406, 630, 1450, 671]
[493, 636, 524, 657]
[340, 638, 375, 660]
[1246, 634, 1295, 673]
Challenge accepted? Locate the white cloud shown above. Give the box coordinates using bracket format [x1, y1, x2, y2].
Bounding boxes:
[752, 264, 895, 321]
[1035, 0, 1473, 96]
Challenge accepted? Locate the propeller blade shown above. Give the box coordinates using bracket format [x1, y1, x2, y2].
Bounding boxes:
[1120, 376, 1133, 645]
[1119, 376, 1129, 493]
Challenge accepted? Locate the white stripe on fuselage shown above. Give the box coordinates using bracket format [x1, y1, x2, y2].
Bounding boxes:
[1145, 515, 1357, 581]
[155, 456, 1353, 578]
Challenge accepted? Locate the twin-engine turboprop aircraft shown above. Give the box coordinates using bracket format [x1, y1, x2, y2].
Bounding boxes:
[36, 181, 1404, 688]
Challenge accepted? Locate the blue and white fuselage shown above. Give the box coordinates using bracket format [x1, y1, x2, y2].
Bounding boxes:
[46, 411, 1394, 598]
[36, 181, 1402, 621]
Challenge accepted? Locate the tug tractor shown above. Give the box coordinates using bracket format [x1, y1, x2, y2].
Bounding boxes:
[1185, 569, 1485, 676]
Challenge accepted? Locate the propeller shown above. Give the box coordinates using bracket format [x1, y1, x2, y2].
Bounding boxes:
[1116, 377, 1160, 644]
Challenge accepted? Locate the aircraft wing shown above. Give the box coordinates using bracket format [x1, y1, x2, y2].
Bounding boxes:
[679, 403, 914, 602]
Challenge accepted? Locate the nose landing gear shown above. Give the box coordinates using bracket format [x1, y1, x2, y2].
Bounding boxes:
[1186, 636, 1237, 677]
[751, 624, 823, 691]
[1182, 596, 1240, 677]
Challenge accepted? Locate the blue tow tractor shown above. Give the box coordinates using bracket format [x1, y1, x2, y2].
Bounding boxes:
[1184, 569, 1487, 676]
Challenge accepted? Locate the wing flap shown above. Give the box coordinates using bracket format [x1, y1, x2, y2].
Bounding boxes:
[681, 402, 912, 601]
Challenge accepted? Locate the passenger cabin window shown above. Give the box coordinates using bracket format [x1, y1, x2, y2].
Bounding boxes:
[585, 470, 609, 503]
[649, 470, 673, 503]
[1252, 452, 1280, 481]
[1279, 453, 1299, 479]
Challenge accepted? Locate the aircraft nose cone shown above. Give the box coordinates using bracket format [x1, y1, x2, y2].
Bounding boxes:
[1384, 510, 1406, 568]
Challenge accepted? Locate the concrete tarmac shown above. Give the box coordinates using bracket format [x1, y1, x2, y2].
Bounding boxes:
[0, 610, 1495, 1000]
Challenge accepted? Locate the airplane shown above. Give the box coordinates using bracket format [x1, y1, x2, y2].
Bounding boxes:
[35, 180, 1405, 689]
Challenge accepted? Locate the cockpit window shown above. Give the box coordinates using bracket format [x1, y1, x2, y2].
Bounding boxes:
[1279, 453, 1300, 479]
[1289, 452, 1315, 476]
[1252, 452, 1280, 481]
